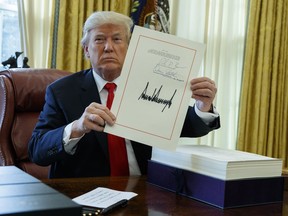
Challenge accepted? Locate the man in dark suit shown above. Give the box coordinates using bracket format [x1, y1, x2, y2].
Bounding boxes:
[28, 11, 220, 178]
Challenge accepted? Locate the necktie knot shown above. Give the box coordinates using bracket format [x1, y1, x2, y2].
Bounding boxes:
[104, 82, 116, 93]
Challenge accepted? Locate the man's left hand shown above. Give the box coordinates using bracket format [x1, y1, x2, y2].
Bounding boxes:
[190, 77, 217, 112]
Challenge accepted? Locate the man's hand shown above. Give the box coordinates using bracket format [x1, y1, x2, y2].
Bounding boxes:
[190, 77, 217, 112]
[71, 102, 116, 138]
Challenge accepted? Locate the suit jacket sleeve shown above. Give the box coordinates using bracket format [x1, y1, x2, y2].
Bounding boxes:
[28, 84, 69, 166]
[181, 105, 220, 137]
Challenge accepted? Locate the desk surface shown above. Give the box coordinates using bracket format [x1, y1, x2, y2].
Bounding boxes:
[43, 176, 288, 216]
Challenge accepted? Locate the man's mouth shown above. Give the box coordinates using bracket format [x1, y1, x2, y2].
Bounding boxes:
[102, 57, 116, 61]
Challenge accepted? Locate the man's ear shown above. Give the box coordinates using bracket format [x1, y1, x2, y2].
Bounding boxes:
[84, 46, 90, 58]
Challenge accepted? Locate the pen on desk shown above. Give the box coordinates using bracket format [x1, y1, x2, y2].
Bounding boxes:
[82, 206, 102, 215]
[82, 199, 128, 215]
[101, 199, 128, 215]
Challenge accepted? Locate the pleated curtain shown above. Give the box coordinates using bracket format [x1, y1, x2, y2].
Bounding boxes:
[237, 0, 288, 173]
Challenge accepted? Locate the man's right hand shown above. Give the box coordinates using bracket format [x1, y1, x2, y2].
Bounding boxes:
[71, 102, 116, 138]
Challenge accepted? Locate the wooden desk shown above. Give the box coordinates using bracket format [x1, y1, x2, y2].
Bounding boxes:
[43, 176, 287, 216]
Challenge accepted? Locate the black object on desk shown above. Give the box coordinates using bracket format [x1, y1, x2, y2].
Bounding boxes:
[0, 166, 82, 216]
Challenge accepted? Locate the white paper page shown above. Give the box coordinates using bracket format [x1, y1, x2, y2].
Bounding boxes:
[104, 25, 205, 151]
[72, 187, 137, 208]
[176, 145, 281, 162]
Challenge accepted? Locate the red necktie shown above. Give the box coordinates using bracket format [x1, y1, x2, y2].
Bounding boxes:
[104, 83, 129, 176]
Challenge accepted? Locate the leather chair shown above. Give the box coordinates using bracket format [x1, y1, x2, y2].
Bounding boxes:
[0, 68, 71, 179]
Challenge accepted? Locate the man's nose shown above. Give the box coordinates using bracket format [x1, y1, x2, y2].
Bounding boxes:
[104, 39, 113, 52]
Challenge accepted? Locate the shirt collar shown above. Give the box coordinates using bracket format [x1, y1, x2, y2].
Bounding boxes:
[92, 69, 120, 92]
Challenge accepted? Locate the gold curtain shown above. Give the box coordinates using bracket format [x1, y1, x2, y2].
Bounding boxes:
[237, 0, 288, 173]
[48, 0, 131, 72]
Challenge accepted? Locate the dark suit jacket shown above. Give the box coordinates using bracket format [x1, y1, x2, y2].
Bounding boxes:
[28, 69, 220, 178]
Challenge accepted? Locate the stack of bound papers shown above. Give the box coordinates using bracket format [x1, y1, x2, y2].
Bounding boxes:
[148, 145, 284, 208]
[151, 145, 283, 180]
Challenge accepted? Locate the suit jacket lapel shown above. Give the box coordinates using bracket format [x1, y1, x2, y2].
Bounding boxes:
[131, 141, 152, 175]
[79, 69, 109, 160]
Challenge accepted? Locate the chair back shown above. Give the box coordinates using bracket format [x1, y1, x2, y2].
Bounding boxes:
[0, 68, 71, 179]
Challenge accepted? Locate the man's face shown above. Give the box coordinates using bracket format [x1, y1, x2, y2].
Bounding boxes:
[84, 23, 129, 81]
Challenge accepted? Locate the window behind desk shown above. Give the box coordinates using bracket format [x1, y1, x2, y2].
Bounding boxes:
[0, 0, 21, 66]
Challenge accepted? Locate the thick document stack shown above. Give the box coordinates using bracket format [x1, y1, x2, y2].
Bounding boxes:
[147, 145, 284, 209]
[0, 166, 81, 216]
[151, 145, 283, 180]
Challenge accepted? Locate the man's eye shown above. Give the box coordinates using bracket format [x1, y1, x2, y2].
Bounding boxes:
[95, 38, 105, 43]
[114, 38, 123, 43]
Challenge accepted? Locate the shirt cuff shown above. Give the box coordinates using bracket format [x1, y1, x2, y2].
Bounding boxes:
[63, 121, 83, 155]
[194, 104, 219, 125]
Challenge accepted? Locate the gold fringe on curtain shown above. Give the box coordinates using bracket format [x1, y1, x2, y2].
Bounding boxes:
[237, 0, 288, 173]
[48, 0, 131, 72]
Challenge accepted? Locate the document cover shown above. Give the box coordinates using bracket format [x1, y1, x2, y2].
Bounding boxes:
[147, 160, 284, 209]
